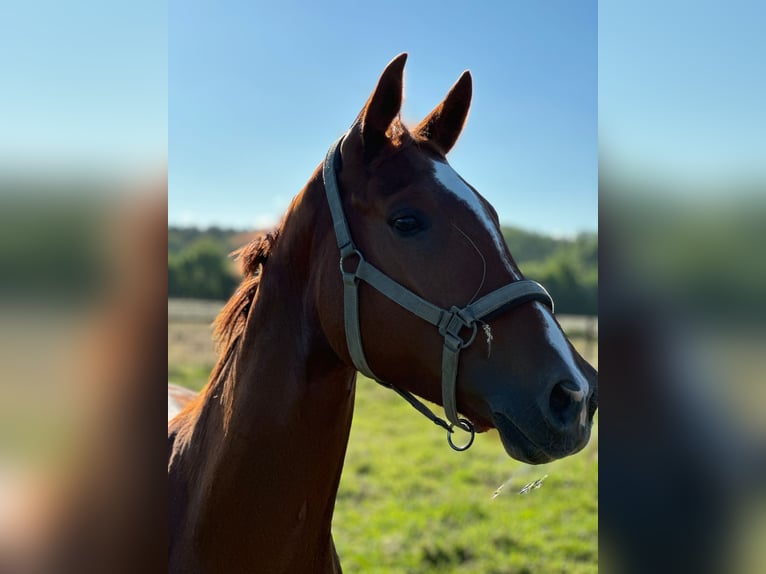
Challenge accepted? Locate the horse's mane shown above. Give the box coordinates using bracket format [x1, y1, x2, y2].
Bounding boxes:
[167, 230, 281, 446]
[207, 231, 279, 386]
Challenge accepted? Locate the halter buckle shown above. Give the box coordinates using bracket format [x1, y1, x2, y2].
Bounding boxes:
[439, 306, 478, 350]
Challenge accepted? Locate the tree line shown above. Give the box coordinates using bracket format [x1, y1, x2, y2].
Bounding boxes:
[168, 225, 598, 316]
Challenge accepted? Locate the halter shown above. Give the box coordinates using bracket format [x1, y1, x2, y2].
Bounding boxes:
[323, 136, 554, 451]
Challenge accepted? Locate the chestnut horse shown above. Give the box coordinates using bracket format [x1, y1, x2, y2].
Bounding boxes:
[168, 54, 598, 573]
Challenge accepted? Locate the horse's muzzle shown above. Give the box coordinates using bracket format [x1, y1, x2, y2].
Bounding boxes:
[491, 399, 594, 465]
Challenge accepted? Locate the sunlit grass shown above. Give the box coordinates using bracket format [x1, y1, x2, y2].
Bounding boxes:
[168, 302, 598, 572]
[334, 377, 598, 573]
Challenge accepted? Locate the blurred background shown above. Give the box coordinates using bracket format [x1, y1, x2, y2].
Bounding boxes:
[0, 2, 167, 573]
[600, 1, 766, 573]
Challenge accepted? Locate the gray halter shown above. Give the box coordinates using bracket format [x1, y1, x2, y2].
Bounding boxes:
[322, 136, 554, 451]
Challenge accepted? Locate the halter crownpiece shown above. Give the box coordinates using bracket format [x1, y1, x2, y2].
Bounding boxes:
[323, 135, 554, 451]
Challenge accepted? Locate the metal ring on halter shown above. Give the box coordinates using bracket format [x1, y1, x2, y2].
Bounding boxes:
[447, 418, 475, 451]
[339, 248, 364, 276]
[461, 322, 479, 348]
[443, 322, 479, 354]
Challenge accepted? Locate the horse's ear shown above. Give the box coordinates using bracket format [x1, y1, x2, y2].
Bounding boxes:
[415, 70, 472, 155]
[356, 53, 407, 157]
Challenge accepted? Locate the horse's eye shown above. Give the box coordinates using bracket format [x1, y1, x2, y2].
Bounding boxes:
[390, 215, 422, 235]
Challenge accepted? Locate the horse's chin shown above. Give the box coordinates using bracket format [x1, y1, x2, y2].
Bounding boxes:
[490, 413, 555, 464]
[496, 416, 591, 464]
[492, 412, 594, 465]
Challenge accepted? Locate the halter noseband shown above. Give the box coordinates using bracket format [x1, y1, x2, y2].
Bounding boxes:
[322, 136, 554, 451]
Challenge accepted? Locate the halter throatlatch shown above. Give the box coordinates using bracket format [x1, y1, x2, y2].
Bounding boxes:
[323, 136, 554, 451]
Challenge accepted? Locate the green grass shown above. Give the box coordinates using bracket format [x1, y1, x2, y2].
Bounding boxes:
[333, 377, 598, 573]
[168, 363, 212, 392]
[167, 306, 598, 572]
[168, 361, 599, 571]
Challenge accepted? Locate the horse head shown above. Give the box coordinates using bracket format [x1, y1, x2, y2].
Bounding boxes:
[314, 53, 597, 464]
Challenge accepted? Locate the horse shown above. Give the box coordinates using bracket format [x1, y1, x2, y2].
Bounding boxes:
[168, 53, 598, 573]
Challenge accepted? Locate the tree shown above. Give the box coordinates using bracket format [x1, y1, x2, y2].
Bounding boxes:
[168, 238, 238, 299]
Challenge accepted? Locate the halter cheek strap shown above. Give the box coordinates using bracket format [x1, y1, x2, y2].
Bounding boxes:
[323, 136, 554, 451]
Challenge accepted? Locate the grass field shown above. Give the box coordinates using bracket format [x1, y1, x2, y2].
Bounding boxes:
[169, 299, 598, 573]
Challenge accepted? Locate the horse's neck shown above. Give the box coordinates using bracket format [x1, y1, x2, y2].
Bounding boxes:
[170, 177, 355, 573]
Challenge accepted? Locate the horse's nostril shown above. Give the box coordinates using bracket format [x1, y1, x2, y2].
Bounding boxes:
[548, 380, 585, 429]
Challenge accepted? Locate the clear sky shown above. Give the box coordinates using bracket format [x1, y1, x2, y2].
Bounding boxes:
[168, 0, 598, 235]
[600, 0, 766, 188]
[0, 1, 167, 174]
[4, 2, 762, 232]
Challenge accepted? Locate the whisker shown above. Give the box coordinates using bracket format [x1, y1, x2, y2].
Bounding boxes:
[451, 223, 486, 304]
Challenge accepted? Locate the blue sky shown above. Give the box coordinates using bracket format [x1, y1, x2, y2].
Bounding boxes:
[0, 1, 167, 173]
[600, 0, 766, 187]
[4, 2, 762, 232]
[169, 0, 598, 235]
